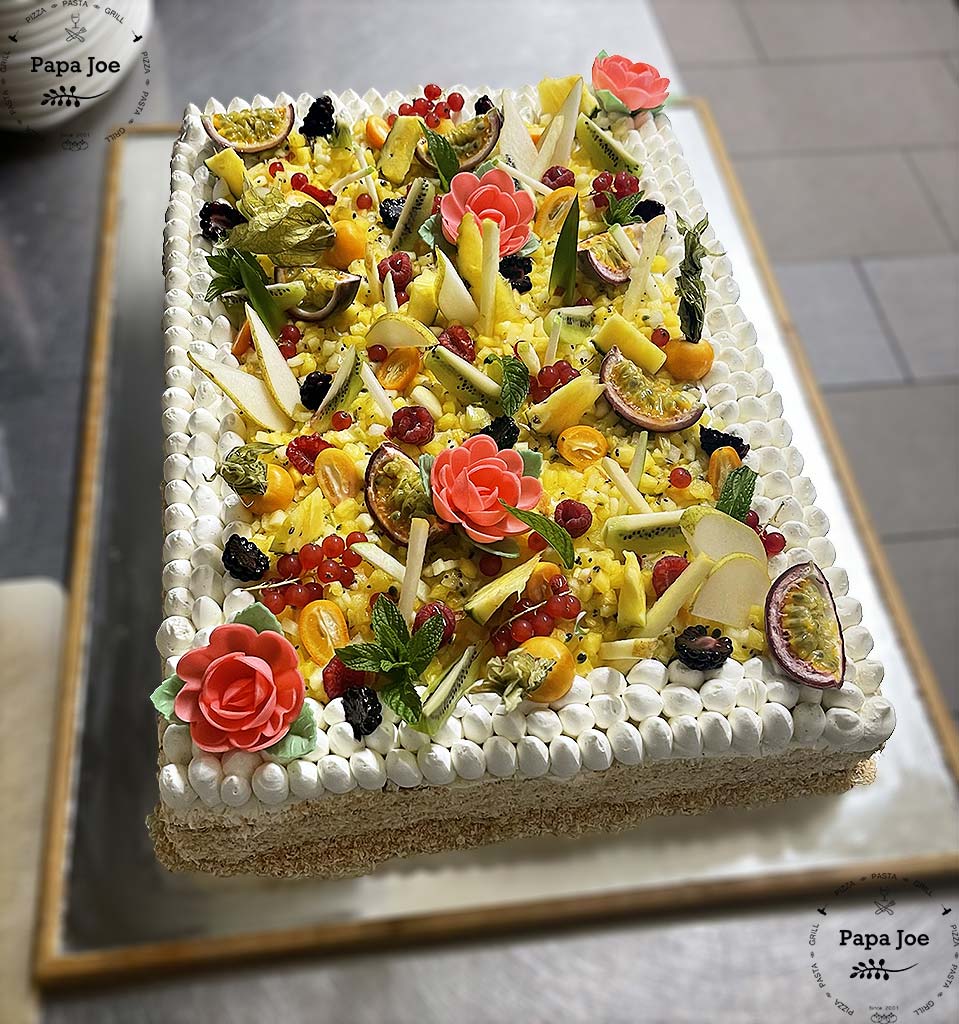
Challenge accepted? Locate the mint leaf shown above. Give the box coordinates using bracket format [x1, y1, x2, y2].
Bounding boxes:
[231, 601, 282, 634]
[499, 502, 575, 569]
[485, 354, 530, 417]
[150, 674, 185, 719]
[262, 702, 317, 762]
[334, 642, 389, 673]
[548, 196, 580, 303]
[380, 677, 423, 724]
[676, 214, 714, 345]
[716, 466, 758, 521]
[406, 613, 446, 676]
[420, 122, 459, 191]
[602, 191, 649, 227]
[371, 594, 410, 655]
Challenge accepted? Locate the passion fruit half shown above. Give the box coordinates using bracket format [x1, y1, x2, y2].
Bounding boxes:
[600, 347, 706, 432]
[415, 108, 503, 173]
[578, 230, 631, 285]
[765, 561, 845, 689]
[364, 443, 450, 546]
[274, 267, 361, 322]
[202, 104, 295, 154]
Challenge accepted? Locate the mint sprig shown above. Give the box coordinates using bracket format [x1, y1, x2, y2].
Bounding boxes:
[334, 595, 445, 725]
[716, 465, 757, 521]
[601, 190, 648, 227]
[484, 354, 530, 417]
[676, 214, 716, 345]
[420, 122, 459, 191]
[499, 502, 575, 569]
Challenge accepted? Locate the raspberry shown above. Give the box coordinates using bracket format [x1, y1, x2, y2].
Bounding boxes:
[387, 406, 435, 446]
[377, 251, 413, 292]
[437, 324, 475, 362]
[321, 657, 367, 700]
[286, 434, 331, 474]
[652, 556, 689, 598]
[554, 499, 592, 538]
[413, 601, 457, 645]
[541, 165, 576, 190]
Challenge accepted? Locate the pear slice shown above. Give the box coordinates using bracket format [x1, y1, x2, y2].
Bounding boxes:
[602, 457, 653, 513]
[618, 551, 647, 629]
[365, 312, 437, 350]
[498, 91, 539, 178]
[639, 552, 713, 638]
[623, 215, 666, 320]
[691, 552, 769, 629]
[534, 77, 582, 177]
[246, 304, 300, 417]
[398, 517, 430, 627]
[680, 506, 767, 564]
[351, 542, 429, 602]
[187, 352, 291, 432]
[435, 249, 479, 326]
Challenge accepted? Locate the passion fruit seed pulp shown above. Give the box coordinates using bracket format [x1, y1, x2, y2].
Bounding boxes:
[600, 347, 705, 432]
[364, 443, 448, 546]
[578, 231, 631, 285]
[416, 109, 502, 172]
[204, 105, 295, 153]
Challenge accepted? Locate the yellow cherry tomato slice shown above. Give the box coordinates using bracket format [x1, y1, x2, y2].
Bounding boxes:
[299, 599, 349, 668]
[247, 463, 295, 515]
[521, 636, 575, 704]
[376, 346, 422, 393]
[314, 447, 361, 507]
[365, 115, 390, 149]
[707, 446, 742, 495]
[533, 185, 578, 239]
[556, 425, 609, 470]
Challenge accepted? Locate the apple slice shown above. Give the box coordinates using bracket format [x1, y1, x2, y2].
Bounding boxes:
[398, 517, 430, 627]
[681, 506, 767, 564]
[246, 303, 300, 417]
[639, 552, 713, 638]
[188, 352, 292, 432]
[691, 552, 769, 629]
[602, 457, 652, 513]
[435, 249, 479, 326]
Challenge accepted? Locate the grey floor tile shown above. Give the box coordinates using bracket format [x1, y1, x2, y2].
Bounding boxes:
[683, 59, 959, 155]
[651, 0, 760, 65]
[885, 532, 959, 713]
[907, 146, 959, 244]
[825, 382, 959, 535]
[734, 151, 954, 260]
[775, 261, 907, 387]
[862, 254, 959, 378]
[741, 0, 959, 59]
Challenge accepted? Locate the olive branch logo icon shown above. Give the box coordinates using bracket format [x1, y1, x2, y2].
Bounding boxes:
[40, 85, 108, 108]
[849, 958, 917, 980]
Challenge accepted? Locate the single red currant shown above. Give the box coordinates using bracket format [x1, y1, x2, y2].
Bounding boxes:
[279, 324, 302, 344]
[532, 611, 555, 636]
[299, 543, 325, 570]
[761, 529, 787, 556]
[346, 531, 367, 547]
[318, 558, 341, 583]
[479, 554, 503, 577]
[545, 595, 566, 619]
[336, 564, 356, 588]
[424, 83, 442, 100]
[290, 172, 309, 191]
[331, 410, 353, 430]
[398, 103, 414, 117]
[425, 112, 440, 129]
[670, 467, 692, 489]
[303, 581, 325, 603]
[528, 533, 549, 553]
[592, 171, 613, 192]
[651, 326, 670, 348]
[549, 574, 569, 593]
[268, 161, 283, 177]
[342, 548, 362, 569]
[447, 91, 465, 112]
[285, 583, 310, 608]
[261, 586, 287, 614]
[510, 617, 535, 643]
[412, 97, 429, 115]
[744, 510, 761, 531]
[278, 340, 297, 360]
[558, 594, 582, 620]
[322, 534, 346, 558]
[276, 553, 301, 579]
[435, 101, 449, 119]
[491, 625, 513, 657]
[368, 344, 388, 362]
[386, 112, 398, 127]
[356, 192, 373, 210]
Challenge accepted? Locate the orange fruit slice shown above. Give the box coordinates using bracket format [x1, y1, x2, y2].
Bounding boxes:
[556, 425, 608, 470]
[299, 599, 349, 667]
[534, 186, 578, 239]
[707, 446, 742, 495]
[314, 447, 360, 507]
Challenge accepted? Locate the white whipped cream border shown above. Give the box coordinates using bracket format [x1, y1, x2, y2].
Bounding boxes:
[156, 89, 894, 816]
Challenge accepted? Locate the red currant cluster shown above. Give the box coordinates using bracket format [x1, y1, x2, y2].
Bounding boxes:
[591, 170, 640, 210]
[529, 360, 579, 403]
[744, 510, 786, 556]
[541, 164, 576, 190]
[437, 324, 476, 363]
[389, 84, 465, 130]
[288, 171, 335, 207]
[387, 406, 435, 446]
[377, 251, 413, 305]
[260, 533, 368, 613]
[277, 323, 302, 360]
[491, 575, 583, 656]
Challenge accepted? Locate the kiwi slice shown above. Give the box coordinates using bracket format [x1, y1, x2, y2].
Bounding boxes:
[420, 646, 480, 735]
[574, 112, 641, 174]
[416, 109, 503, 173]
[599, 347, 705, 433]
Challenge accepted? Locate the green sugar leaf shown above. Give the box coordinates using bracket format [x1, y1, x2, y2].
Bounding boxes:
[518, 449, 543, 479]
[231, 601, 283, 634]
[499, 501, 575, 569]
[262, 702, 317, 763]
[485, 354, 530, 417]
[548, 196, 580, 304]
[420, 122, 459, 192]
[150, 675, 185, 720]
[716, 465, 758, 521]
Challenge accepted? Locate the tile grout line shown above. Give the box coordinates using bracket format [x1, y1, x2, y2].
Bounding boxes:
[821, 374, 959, 394]
[881, 526, 959, 545]
[901, 147, 959, 249]
[850, 260, 916, 384]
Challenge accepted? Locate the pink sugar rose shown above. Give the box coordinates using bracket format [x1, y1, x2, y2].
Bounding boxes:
[430, 434, 543, 544]
[174, 623, 305, 753]
[440, 168, 535, 257]
[591, 54, 669, 113]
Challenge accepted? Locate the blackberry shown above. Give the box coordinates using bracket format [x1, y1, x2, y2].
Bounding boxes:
[474, 95, 494, 115]
[674, 625, 734, 671]
[698, 425, 750, 461]
[499, 254, 533, 281]
[342, 686, 383, 738]
[199, 200, 245, 243]
[476, 415, 520, 450]
[513, 276, 533, 294]
[299, 371, 334, 411]
[301, 95, 336, 140]
[222, 534, 269, 582]
[632, 198, 667, 223]
[379, 197, 405, 231]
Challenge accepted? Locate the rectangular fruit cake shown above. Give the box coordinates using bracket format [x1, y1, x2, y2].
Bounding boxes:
[150, 58, 895, 879]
